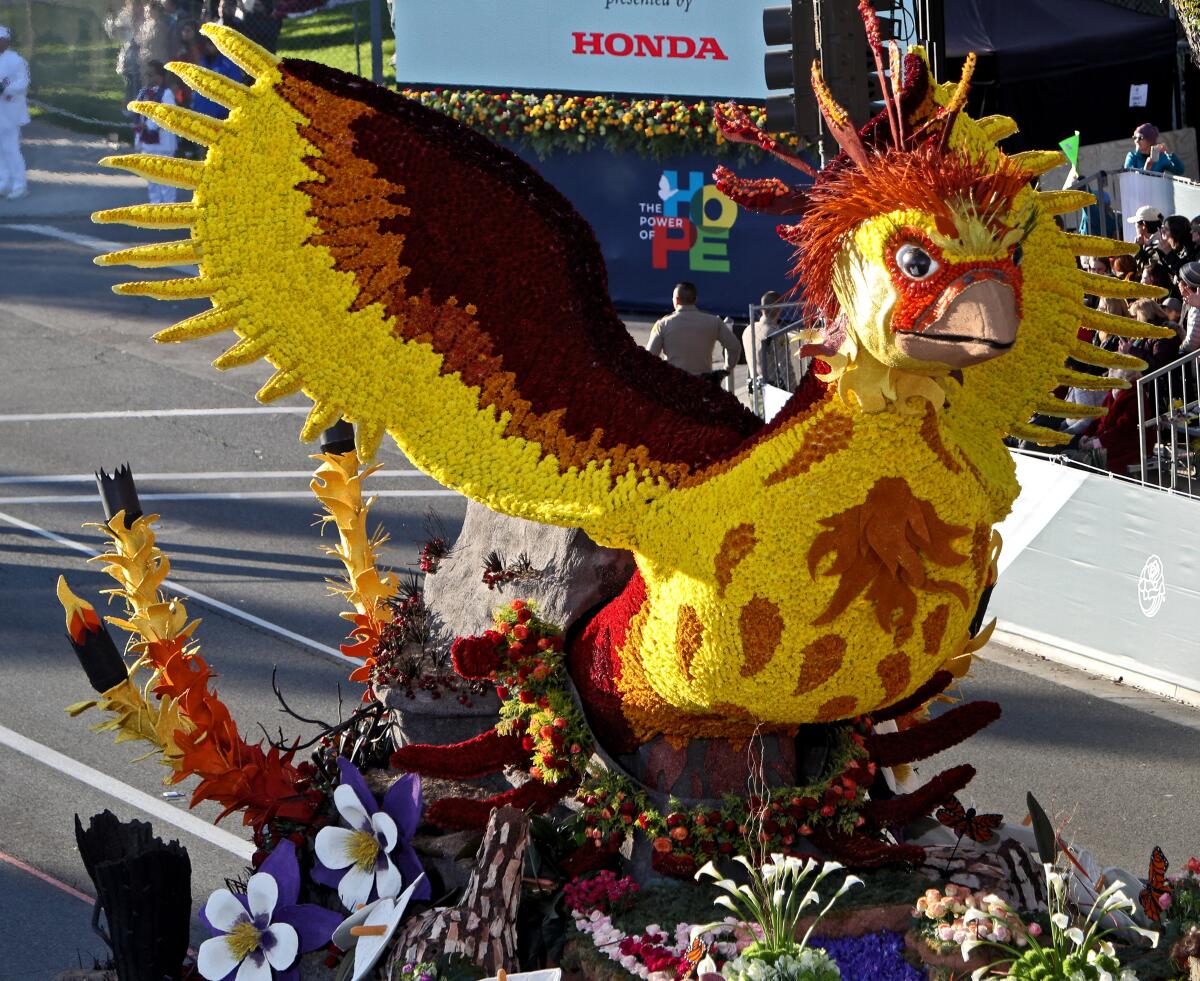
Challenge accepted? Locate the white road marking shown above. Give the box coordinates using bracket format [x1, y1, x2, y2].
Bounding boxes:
[0, 407, 310, 422]
[0, 722, 253, 861]
[0, 469, 423, 484]
[0, 508, 357, 664]
[3, 223, 199, 274]
[0, 489, 459, 504]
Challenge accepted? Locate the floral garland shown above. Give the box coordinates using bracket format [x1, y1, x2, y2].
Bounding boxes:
[396, 88, 802, 161]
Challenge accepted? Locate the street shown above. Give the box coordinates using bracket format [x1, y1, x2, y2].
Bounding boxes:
[1, 123, 1199, 977]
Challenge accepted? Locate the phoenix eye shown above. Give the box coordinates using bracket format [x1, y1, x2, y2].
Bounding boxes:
[895, 244, 939, 281]
[1012, 244, 1023, 267]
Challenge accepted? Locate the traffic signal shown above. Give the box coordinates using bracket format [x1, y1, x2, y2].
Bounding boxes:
[761, 2, 819, 135]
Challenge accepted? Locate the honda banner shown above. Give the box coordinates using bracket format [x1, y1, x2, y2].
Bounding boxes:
[393, 0, 770, 98]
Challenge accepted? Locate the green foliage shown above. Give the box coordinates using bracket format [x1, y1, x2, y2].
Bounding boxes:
[277, 0, 395, 78]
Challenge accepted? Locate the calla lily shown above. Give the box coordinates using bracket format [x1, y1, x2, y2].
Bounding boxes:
[333, 874, 426, 981]
[198, 841, 341, 981]
[313, 758, 429, 911]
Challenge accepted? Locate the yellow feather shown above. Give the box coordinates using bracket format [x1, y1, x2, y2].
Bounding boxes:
[95, 239, 201, 269]
[1067, 339, 1147, 371]
[213, 337, 268, 369]
[977, 115, 1018, 142]
[1076, 272, 1167, 302]
[92, 202, 197, 229]
[1035, 395, 1108, 419]
[356, 420, 385, 464]
[129, 100, 224, 146]
[301, 402, 343, 443]
[100, 153, 205, 189]
[167, 60, 252, 109]
[1009, 150, 1066, 177]
[1056, 368, 1130, 391]
[256, 369, 304, 404]
[154, 308, 236, 343]
[1037, 189, 1095, 215]
[1079, 305, 1171, 338]
[113, 277, 213, 300]
[1007, 422, 1074, 446]
[1060, 233, 1137, 258]
[200, 23, 280, 79]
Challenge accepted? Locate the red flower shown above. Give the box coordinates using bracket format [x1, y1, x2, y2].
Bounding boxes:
[451, 634, 501, 679]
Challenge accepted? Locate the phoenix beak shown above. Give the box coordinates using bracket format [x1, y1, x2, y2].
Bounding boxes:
[894, 273, 1019, 368]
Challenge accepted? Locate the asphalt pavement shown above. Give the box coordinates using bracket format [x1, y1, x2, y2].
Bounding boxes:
[1, 121, 1199, 977]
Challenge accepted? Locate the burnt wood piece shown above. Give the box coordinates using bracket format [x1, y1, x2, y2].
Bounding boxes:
[387, 805, 529, 975]
[74, 811, 191, 981]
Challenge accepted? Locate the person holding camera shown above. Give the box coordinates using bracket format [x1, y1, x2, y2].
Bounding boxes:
[1124, 123, 1185, 176]
[0, 25, 29, 201]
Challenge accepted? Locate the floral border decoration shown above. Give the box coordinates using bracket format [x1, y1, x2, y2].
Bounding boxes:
[396, 88, 804, 160]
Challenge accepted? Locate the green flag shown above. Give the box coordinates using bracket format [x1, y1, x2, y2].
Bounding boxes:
[1059, 130, 1081, 173]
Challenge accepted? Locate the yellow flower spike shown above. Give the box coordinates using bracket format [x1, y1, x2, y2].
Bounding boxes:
[310, 450, 398, 620]
[976, 114, 1018, 142]
[93, 202, 198, 228]
[167, 60, 254, 110]
[199, 22, 281, 80]
[100, 153, 206, 190]
[153, 307, 237, 343]
[128, 100, 225, 147]
[1036, 189, 1096, 215]
[95, 240, 202, 269]
[113, 277, 214, 301]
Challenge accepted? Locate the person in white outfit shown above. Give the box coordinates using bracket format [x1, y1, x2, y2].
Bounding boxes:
[0, 25, 30, 200]
[133, 61, 178, 204]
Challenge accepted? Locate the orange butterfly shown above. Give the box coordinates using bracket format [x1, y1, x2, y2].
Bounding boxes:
[1139, 846, 1170, 923]
[936, 798, 1003, 843]
[679, 938, 709, 980]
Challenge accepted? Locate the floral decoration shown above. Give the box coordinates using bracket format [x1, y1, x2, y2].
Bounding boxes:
[396, 87, 803, 161]
[197, 840, 340, 981]
[313, 758, 429, 910]
[97, 23, 1165, 748]
[911, 883, 1032, 954]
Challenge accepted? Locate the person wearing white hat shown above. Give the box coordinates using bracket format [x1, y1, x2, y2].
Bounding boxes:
[0, 25, 30, 200]
[1127, 205, 1164, 270]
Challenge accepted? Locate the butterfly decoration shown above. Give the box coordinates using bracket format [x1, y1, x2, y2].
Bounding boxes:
[936, 797, 1004, 843]
[1139, 846, 1170, 923]
[679, 938, 709, 980]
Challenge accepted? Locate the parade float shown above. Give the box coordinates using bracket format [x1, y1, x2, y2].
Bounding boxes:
[49, 5, 1195, 979]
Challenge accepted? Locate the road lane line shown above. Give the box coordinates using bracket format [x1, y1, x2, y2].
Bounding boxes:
[0, 508, 356, 664]
[0, 723, 253, 861]
[0, 489, 459, 504]
[3, 223, 199, 273]
[0, 469, 423, 484]
[0, 407, 310, 422]
[0, 849, 95, 905]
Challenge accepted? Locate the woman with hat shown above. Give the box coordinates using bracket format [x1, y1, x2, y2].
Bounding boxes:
[1124, 123, 1185, 175]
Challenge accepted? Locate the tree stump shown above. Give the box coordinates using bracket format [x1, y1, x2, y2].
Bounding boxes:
[74, 811, 191, 981]
[386, 805, 529, 975]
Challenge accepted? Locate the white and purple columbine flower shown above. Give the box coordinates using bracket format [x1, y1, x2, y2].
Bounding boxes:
[197, 840, 341, 981]
[313, 758, 429, 911]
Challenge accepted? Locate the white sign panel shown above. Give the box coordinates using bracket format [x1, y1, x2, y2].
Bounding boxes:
[394, 0, 770, 98]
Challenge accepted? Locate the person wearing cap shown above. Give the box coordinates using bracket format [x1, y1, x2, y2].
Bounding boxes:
[1124, 123, 1185, 176]
[1127, 204, 1165, 270]
[0, 24, 29, 200]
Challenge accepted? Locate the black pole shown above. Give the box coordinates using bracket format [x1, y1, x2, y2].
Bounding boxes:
[369, 0, 383, 85]
[354, 2, 361, 77]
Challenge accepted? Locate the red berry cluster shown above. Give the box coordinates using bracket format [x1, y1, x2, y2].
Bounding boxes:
[418, 536, 447, 574]
[561, 870, 639, 915]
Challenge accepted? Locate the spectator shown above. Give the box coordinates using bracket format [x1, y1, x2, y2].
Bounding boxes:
[1122, 298, 1179, 374]
[1128, 205, 1165, 270]
[138, 2, 174, 76]
[1078, 369, 1152, 474]
[1192, 216, 1200, 248]
[188, 34, 243, 120]
[133, 61, 179, 204]
[1087, 255, 1112, 277]
[1140, 261, 1177, 301]
[1124, 123, 1185, 176]
[1164, 296, 1183, 326]
[646, 281, 741, 381]
[104, 0, 144, 110]
[1179, 262, 1200, 355]
[217, 0, 244, 31]
[1112, 253, 1138, 281]
[240, 0, 281, 53]
[176, 17, 199, 63]
[742, 290, 795, 391]
[1158, 214, 1197, 278]
[0, 24, 29, 201]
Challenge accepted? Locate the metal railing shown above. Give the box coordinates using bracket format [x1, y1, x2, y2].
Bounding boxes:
[1137, 346, 1200, 495]
[743, 300, 814, 418]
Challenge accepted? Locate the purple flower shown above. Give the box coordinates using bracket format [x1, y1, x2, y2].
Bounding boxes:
[813, 930, 926, 981]
[313, 758, 429, 911]
[197, 840, 341, 981]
